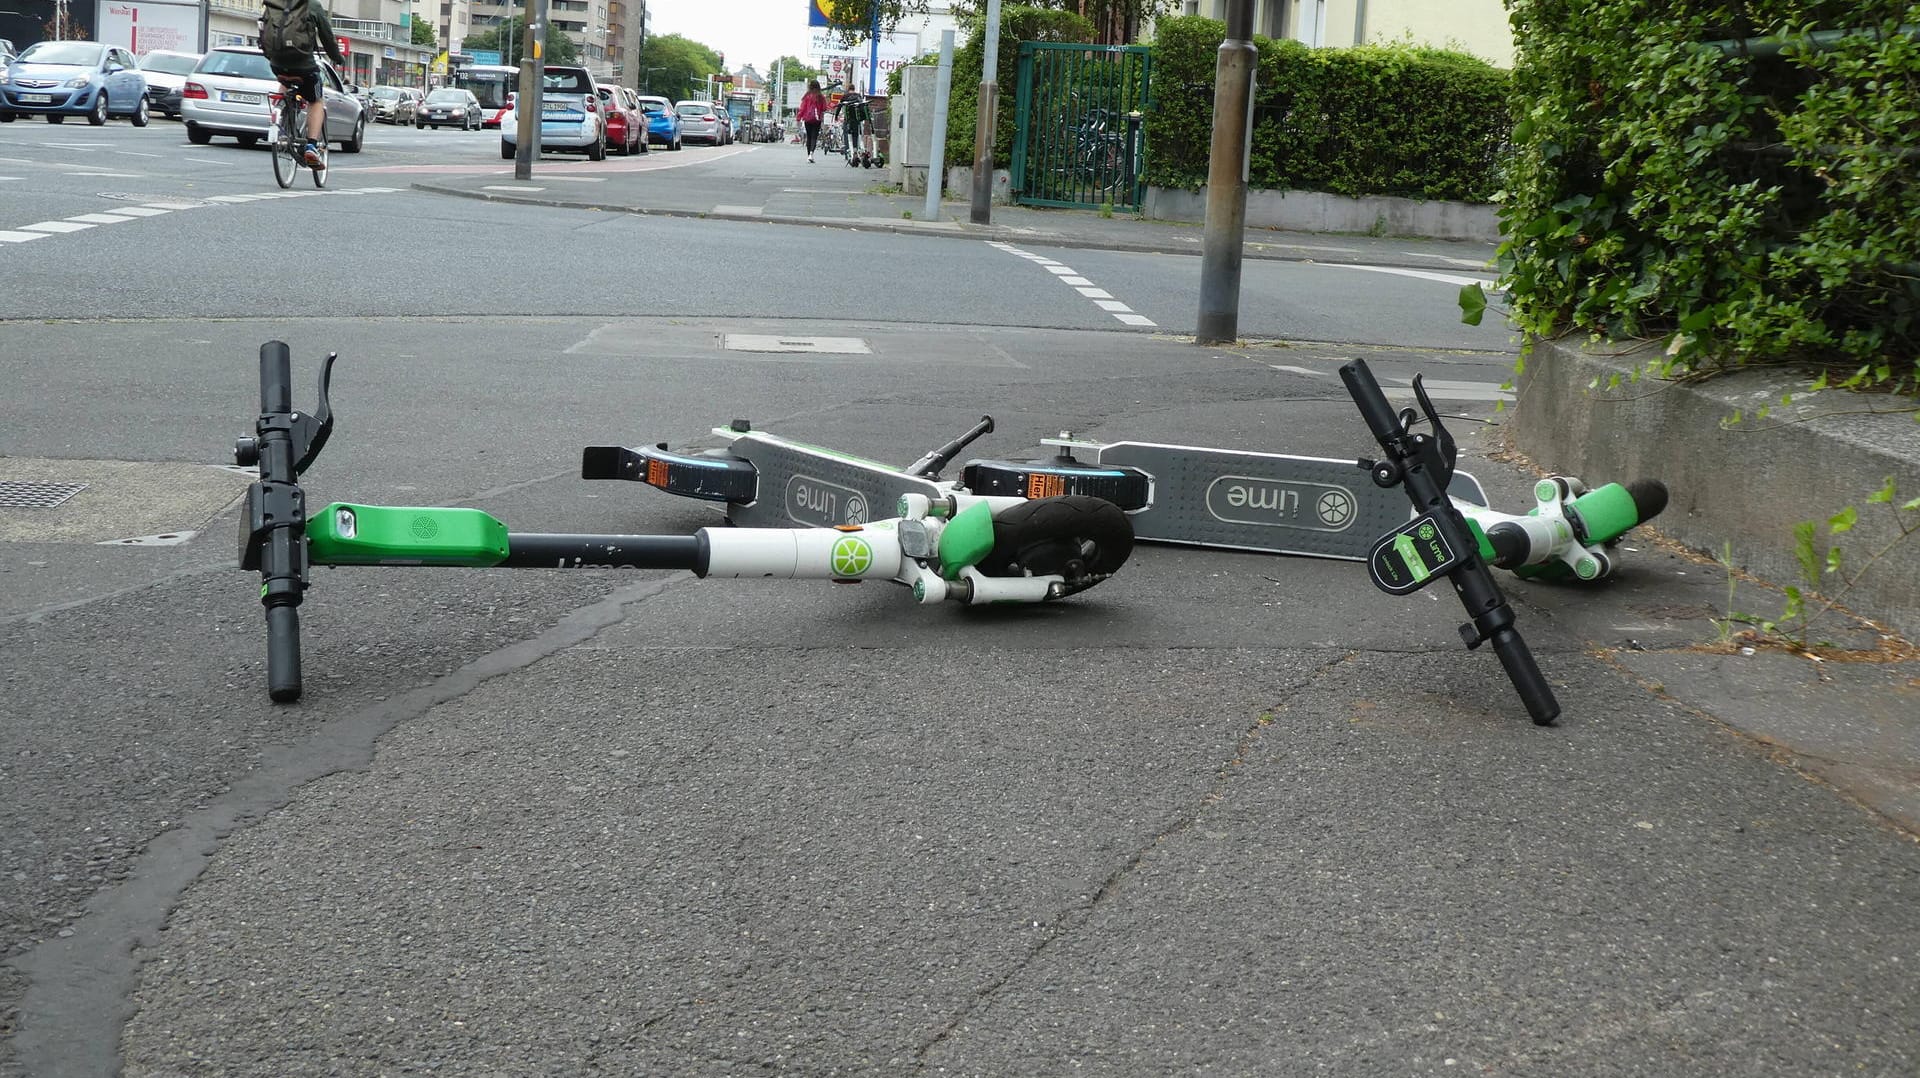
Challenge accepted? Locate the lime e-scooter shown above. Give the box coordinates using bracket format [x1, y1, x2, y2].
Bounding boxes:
[599, 363, 1667, 725]
[234, 342, 1133, 703]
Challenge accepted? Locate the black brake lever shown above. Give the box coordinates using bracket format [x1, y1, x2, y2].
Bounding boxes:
[1410, 374, 1456, 487]
[291, 352, 338, 476]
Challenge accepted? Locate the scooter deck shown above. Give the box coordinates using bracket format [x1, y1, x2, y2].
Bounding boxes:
[717, 430, 948, 529]
[589, 430, 1486, 562]
[1084, 441, 1487, 560]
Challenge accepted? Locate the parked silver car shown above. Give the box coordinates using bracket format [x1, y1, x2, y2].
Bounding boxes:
[180, 46, 366, 151]
[674, 99, 723, 145]
[137, 49, 201, 119]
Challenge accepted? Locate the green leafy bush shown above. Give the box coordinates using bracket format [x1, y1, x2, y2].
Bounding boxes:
[1494, 1, 1919, 386]
[1145, 15, 1510, 199]
[895, 6, 1098, 169]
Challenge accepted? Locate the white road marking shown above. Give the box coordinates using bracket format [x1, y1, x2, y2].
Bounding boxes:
[1323, 263, 1496, 289]
[0, 230, 51, 243]
[18, 220, 94, 233]
[106, 206, 169, 216]
[65, 213, 138, 224]
[987, 240, 1157, 328]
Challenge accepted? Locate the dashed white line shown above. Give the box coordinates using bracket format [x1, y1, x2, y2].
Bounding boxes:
[0, 187, 403, 246]
[0, 230, 51, 243]
[18, 220, 94, 233]
[987, 240, 1157, 329]
[65, 213, 139, 224]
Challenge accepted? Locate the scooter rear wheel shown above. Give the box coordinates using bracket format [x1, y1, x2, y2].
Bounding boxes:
[980, 495, 1133, 596]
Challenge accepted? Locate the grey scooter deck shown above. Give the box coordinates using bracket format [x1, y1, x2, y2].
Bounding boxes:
[1085, 441, 1487, 561]
[722, 431, 948, 529]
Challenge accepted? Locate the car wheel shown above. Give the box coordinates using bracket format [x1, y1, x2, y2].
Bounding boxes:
[0, 111, 13, 122]
[131, 97, 150, 127]
[500, 141, 515, 160]
[586, 137, 605, 162]
[48, 115, 64, 124]
[89, 92, 108, 126]
[187, 122, 210, 144]
[671, 136, 681, 151]
[237, 133, 259, 147]
[416, 120, 424, 129]
[341, 113, 365, 153]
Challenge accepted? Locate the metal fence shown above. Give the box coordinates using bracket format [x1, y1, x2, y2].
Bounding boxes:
[1010, 42, 1152, 212]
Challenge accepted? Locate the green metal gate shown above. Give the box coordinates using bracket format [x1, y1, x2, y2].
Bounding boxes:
[1010, 42, 1152, 212]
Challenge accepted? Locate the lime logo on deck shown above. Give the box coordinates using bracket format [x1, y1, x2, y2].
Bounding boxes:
[831, 536, 872, 576]
[1417, 522, 1435, 541]
[1317, 490, 1354, 527]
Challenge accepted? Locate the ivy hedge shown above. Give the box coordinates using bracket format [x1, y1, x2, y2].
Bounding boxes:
[1497, 1, 1919, 385]
[1145, 16, 1511, 201]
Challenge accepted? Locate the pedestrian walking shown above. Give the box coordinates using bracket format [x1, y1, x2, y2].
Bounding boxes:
[798, 79, 828, 163]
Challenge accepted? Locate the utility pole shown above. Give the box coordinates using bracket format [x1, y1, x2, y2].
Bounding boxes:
[922, 30, 955, 222]
[967, 0, 1002, 224]
[512, 0, 548, 180]
[1195, 0, 1256, 345]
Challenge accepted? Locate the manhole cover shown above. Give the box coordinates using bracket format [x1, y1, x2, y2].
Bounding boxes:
[0, 481, 87, 509]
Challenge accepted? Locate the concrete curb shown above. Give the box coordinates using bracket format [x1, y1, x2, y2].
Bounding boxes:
[1513, 338, 1920, 641]
[407, 180, 1494, 270]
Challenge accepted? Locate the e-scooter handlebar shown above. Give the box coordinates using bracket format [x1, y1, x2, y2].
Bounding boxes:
[236, 341, 335, 703]
[1339, 357, 1561, 726]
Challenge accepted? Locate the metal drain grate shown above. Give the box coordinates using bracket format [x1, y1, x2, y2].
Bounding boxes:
[0, 480, 88, 509]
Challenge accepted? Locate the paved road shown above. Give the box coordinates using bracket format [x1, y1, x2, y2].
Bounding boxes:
[3, 118, 1918, 1078]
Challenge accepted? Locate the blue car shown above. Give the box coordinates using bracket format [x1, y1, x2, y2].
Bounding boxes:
[635, 94, 682, 150]
[0, 40, 151, 125]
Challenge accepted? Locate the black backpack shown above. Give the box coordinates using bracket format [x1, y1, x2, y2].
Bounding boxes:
[260, 0, 318, 67]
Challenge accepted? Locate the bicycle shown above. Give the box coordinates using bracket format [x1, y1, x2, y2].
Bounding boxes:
[269, 79, 326, 190]
[232, 342, 1136, 702]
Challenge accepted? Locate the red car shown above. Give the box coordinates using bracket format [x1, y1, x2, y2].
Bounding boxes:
[595, 84, 645, 155]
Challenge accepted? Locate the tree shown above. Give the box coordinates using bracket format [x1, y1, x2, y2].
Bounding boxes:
[948, 0, 1170, 44]
[764, 54, 824, 89]
[464, 17, 581, 68]
[817, 0, 931, 47]
[635, 33, 721, 99]
[411, 17, 437, 49]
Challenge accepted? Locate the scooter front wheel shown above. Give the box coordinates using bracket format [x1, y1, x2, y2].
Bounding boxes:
[980, 495, 1134, 596]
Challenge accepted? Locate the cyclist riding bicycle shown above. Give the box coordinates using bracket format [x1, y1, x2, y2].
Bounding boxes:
[258, 0, 347, 169]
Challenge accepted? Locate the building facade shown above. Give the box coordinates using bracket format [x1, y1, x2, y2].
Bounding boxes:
[1175, 0, 1513, 66]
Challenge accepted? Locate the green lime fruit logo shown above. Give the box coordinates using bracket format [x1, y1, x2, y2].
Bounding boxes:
[1417, 523, 1435, 541]
[831, 536, 873, 576]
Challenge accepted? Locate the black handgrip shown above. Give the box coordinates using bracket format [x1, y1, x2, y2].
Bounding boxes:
[1338, 359, 1405, 447]
[266, 604, 302, 703]
[1491, 628, 1559, 725]
[261, 340, 292, 416]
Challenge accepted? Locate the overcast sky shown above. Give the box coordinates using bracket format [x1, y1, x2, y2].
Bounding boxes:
[647, 0, 821, 74]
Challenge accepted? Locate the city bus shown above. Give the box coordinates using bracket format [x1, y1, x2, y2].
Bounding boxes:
[453, 63, 518, 126]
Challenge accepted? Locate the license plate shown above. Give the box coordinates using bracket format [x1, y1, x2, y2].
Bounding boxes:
[223, 91, 263, 104]
[542, 102, 569, 112]
[20, 94, 52, 104]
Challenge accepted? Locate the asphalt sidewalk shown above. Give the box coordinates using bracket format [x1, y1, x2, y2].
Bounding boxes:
[405, 139, 1501, 272]
[400, 140, 1920, 832]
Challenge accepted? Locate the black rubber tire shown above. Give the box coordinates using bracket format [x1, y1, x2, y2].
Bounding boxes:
[89, 92, 108, 125]
[131, 97, 149, 127]
[979, 495, 1134, 595]
[586, 136, 605, 161]
[340, 114, 364, 153]
[187, 122, 210, 143]
[48, 114, 64, 124]
[237, 133, 259, 147]
[500, 141, 515, 159]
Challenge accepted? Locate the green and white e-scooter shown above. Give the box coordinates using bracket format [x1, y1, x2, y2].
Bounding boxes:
[599, 363, 1667, 725]
[233, 342, 1133, 703]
